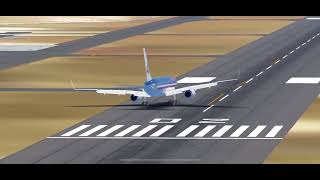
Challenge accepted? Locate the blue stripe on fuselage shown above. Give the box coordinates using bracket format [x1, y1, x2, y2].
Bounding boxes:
[144, 76, 177, 96]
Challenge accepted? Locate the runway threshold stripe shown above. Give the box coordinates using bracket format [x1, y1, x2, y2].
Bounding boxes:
[97, 125, 124, 136]
[247, 125, 266, 137]
[114, 125, 140, 137]
[79, 125, 107, 136]
[212, 125, 233, 137]
[230, 125, 249, 137]
[150, 125, 174, 137]
[194, 125, 216, 137]
[61, 125, 91, 136]
[265, 126, 283, 137]
[132, 125, 157, 137]
[176, 125, 199, 137]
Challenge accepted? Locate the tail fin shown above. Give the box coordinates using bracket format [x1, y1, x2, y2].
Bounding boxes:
[143, 48, 152, 81]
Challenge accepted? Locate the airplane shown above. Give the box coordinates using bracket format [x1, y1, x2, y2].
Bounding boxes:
[71, 48, 239, 105]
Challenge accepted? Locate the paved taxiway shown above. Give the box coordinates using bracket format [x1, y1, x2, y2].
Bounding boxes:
[2, 17, 320, 164]
[0, 16, 205, 70]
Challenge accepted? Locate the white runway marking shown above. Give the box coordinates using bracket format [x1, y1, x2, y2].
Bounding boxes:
[199, 118, 229, 123]
[286, 77, 320, 84]
[308, 39, 311, 42]
[212, 125, 233, 137]
[79, 125, 107, 137]
[266, 65, 272, 70]
[275, 59, 281, 64]
[245, 78, 254, 84]
[247, 125, 266, 137]
[194, 125, 216, 137]
[296, 46, 300, 50]
[306, 17, 320, 20]
[48, 136, 283, 140]
[203, 105, 215, 112]
[120, 158, 201, 162]
[289, 50, 294, 54]
[230, 125, 249, 137]
[97, 125, 124, 136]
[114, 125, 140, 137]
[266, 126, 283, 137]
[61, 125, 90, 137]
[312, 36, 316, 39]
[150, 118, 181, 124]
[302, 42, 306, 46]
[177, 125, 199, 137]
[282, 55, 288, 59]
[177, 77, 216, 84]
[150, 125, 174, 137]
[132, 125, 157, 137]
[233, 86, 242, 92]
[219, 94, 229, 102]
[256, 71, 263, 77]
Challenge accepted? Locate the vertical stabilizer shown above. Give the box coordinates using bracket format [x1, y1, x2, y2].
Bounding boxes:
[143, 48, 152, 81]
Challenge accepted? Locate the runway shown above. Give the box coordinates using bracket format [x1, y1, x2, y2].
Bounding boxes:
[2, 18, 320, 163]
[0, 16, 205, 70]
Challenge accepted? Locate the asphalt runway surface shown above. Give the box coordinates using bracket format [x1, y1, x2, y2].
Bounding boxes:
[2, 18, 320, 164]
[0, 16, 205, 71]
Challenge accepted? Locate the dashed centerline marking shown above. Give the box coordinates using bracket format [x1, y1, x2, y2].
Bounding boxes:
[233, 86, 242, 92]
[208, 94, 224, 106]
[256, 71, 263, 77]
[302, 42, 306, 46]
[266, 65, 272, 70]
[203, 105, 215, 113]
[245, 78, 254, 84]
[296, 46, 300, 50]
[289, 50, 294, 54]
[275, 59, 281, 64]
[219, 94, 229, 102]
[282, 55, 288, 59]
[307, 39, 311, 42]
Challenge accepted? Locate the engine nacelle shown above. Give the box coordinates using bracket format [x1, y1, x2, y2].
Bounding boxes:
[130, 95, 141, 102]
[184, 90, 196, 98]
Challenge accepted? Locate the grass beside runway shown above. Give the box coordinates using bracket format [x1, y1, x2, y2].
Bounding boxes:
[264, 96, 320, 163]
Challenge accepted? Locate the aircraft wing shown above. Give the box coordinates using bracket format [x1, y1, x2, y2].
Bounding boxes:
[165, 78, 238, 96]
[71, 81, 150, 97]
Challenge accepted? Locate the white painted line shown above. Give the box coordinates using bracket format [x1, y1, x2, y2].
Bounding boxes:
[132, 125, 157, 137]
[265, 126, 283, 137]
[114, 125, 140, 137]
[266, 65, 272, 70]
[120, 158, 200, 162]
[289, 50, 294, 54]
[194, 125, 216, 137]
[150, 118, 181, 124]
[61, 125, 91, 137]
[312, 36, 316, 39]
[79, 125, 107, 137]
[150, 125, 174, 137]
[203, 105, 214, 113]
[177, 125, 199, 137]
[48, 136, 283, 140]
[230, 125, 250, 137]
[296, 46, 300, 50]
[306, 17, 320, 20]
[177, 77, 216, 84]
[275, 59, 281, 64]
[256, 71, 263, 77]
[97, 125, 124, 136]
[245, 78, 254, 84]
[317, 33, 320, 36]
[302, 42, 306, 46]
[308, 39, 311, 42]
[247, 125, 266, 137]
[286, 77, 320, 84]
[233, 86, 242, 92]
[219, 94, 229, 102]
[199, 118, 229, 123]
[212, 125, 233, 137]
[282, 55, 288, 59]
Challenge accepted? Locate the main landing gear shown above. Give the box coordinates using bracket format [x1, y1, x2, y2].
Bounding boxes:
[172, 94, 178, 106]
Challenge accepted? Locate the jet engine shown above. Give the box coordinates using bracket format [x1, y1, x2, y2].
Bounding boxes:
[184, 90, 196, 98]
[130, 95, 141, 102]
